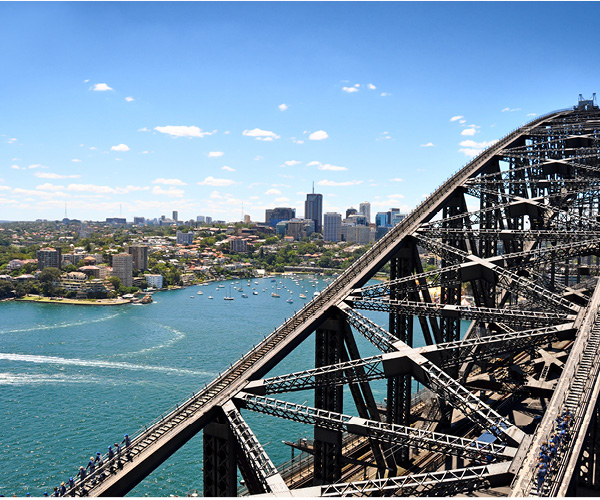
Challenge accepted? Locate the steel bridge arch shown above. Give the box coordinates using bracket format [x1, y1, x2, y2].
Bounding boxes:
[69, 100, 600, 497]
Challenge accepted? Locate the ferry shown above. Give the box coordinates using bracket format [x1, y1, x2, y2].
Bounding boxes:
[140, 294, 153, 304]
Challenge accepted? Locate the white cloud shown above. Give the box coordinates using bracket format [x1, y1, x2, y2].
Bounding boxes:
[367, 83, 376, 90]
[93, 83, 113, 91]
[282, 160, 301, 167]
[35, 172, 80, 179]
[502, 107, 521, 112]
[72, 159, 82, 163]
[0, 185, 10, 191]
[222, 166, 236, 172]
[10, 165, 19, 170]
[198, 176, 235, 187]
[459, 120, 466, 124]
[62, 184, 147, 195]
[256, 137, 274, 142]
[152, 178, 187, 186]
[380, 92, 390, 97]
[125, 96, 135, 102]
[458, 148, 481, 157]
[309, 130, 328, 141]
[318, 164, 347, 171]
[461, 128, 477, 136]
[242, 128, 280, 139]
[317, 179, 362, 186]
[36, 183, 66, 191]
[152, 186, 184, 197]
[306, 161, 321, 167]
[154, 125, 214, 138]
[292, 138, 305, 144]
[389, 178, 404, 182]
[342, 87, 359, 93]
[420, 142, 435, 147]
[137, 128, 149, 132]
[527, 113, 537, 117]
[278, 103, 288, 111]
[111, 144, 130, 152]
[450, 116, 464, 122]
[458, 139, 498, 157]
[7, 138, 17, 144]
[208, 151, 224, 157]
[266, 188, 281, 195]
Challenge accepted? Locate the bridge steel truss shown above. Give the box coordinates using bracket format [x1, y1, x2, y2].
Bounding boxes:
[72, 103, 600, 497]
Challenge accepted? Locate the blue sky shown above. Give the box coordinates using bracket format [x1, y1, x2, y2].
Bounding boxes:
[1, 2, 599, 223]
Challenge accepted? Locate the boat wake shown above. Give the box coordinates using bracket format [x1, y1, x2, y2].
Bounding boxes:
[0, 352, 213, 377]
[0, 311, 123, 335]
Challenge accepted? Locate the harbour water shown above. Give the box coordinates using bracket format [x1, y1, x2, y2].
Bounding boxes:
[0, 275, 436, 496]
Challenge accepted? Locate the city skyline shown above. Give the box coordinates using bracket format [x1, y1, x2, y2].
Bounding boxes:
[2, 2, 600, 222]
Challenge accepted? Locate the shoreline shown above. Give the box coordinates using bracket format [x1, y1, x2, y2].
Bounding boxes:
[15, 295, 132, 306]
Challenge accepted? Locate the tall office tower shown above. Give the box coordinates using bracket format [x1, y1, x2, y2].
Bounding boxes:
[359, 202, 371, 224]
[346, 207, 357, 219]
[112, 253, 133, 288]
[305, 186, 323, 233]
[37, 247, 62, 270]
[133, 216, 145, 225]
[206, 216, 213, 224]
[196, 215, 206, 223]
[127, 245, 149, 271]
[172, 211, 178, 223]
[265, 207, 296, 227]
[323, 212, 342, 242]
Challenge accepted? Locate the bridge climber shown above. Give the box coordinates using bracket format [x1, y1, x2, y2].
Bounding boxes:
[59, 97, 600, 497]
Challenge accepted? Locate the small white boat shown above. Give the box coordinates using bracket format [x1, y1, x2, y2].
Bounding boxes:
[272, 293, 280, 298]
[253, 291, 258, 295]
[286, 298, 293, 303]
[242, 293, 248, 298]
[208, 296, 213, 299]
[197, 291, 203, 295]
[190, 296, 195, 299]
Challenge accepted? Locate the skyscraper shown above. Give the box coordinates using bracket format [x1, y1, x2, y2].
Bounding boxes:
[127, 245, 148, 271]
[323, 212, 341, 242]
[112, 253, 133, 288]
[359, 202, 371, 224]
[37, 247, 62, 270]
[305, 186, 323, 233]
[172, 211, 178, 223]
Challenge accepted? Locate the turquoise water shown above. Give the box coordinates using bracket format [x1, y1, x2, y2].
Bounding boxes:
[0, 276, 441, 496]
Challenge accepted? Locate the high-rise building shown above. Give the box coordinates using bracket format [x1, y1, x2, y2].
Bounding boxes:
[346, 207, 357, 219]
[37, 247, 62, 270]
[196, 215, 206, 223]
[127, 245, 148, 271]
[133, 217, 145, 225]
[244, 214, 251, 224]
[305, 188, 323, 233]
[265, 207, 296, 227]
[206, 216, 213, 224]
[323, 212, 341, 242]
[172, 211, 178, 223]
[359, 202, 371, 224]
[176, 231, 194, 245]
[112, 253, 133, 288]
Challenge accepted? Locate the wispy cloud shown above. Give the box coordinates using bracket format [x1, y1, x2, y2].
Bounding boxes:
[35, 172, 80, 179]
[125, 96, 135, 102]
[154, 126, 215, 138]
[389, 178, 404, 182]
[367, 83, 376, 90]
[242, 128, 280, 140]
[92, 83, 113, 91]
[450, 115, 464, 122]
[461, 128, 476, 136]
[342, 86, 359, 93]
[282, 160, 301, 167]
[309, 130, 328, 141]
[265, 188, 281, 195]
[502, 107, 521, 112]
[197, 176, 235, 187]
[152, 186, 184, 197]
[208, 151, 224, 157]
[222, 166, 235, 172]
[420, 142, 435, 147]
[152, 178, 187, 186]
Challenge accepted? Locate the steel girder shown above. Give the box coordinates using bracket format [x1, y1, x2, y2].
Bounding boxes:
[235, 393, 518, 462]
[348, 297, 574, 327]
[315, 462, 512, 497]
[221, 401, 288, 494]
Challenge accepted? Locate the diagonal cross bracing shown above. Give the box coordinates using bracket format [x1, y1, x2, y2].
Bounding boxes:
[348, 297, 575, 327]
[316, 462, 512, 497]
[341, 305, 401, 352]
[235, 393, 518, 462]
[221, 401, 288, 494]
[340, 308, 523, 443]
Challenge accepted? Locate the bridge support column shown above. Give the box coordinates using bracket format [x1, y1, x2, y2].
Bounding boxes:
[388, 246, 414, 467]
[313, 312, 344, 485]
[203, 413, 238, 497]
